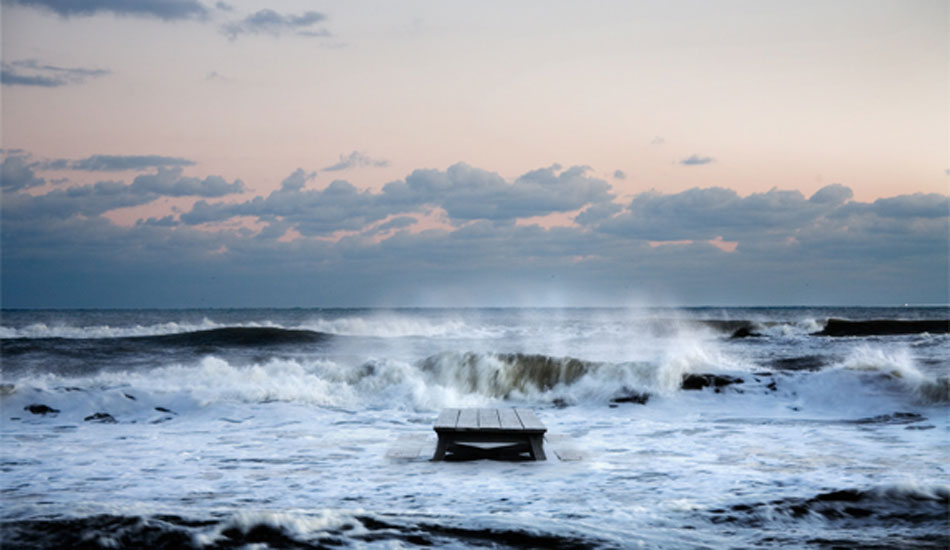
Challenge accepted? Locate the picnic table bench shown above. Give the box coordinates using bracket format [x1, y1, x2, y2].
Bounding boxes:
[432, 408, 547, 461]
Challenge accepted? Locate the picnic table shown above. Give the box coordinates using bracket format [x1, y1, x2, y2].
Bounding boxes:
[432, 408, 547, 461]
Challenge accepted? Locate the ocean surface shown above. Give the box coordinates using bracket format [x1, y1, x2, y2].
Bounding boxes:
[1, 307, 947, 549]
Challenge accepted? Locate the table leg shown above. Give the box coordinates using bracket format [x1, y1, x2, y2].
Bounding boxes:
[432, 435, 449, 461]
[528, 435, 546, 461]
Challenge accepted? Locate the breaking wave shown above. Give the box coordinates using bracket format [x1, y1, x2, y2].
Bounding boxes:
[0, 509, 610, 550]
[707, 484, 949, 527]
[836, 345, 950, 404]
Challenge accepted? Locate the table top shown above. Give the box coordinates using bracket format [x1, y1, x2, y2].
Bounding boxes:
[433, 408, 546, 434]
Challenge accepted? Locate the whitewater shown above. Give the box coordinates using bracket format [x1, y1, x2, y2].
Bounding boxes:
[1, 307, 947, 549]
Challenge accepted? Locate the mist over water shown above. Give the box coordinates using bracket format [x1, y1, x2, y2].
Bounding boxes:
[1, 307, 947, 549]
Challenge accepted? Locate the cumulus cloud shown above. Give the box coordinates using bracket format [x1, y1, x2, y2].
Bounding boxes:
[9, 0, 208, 20]
[590, 184, 863, 242]
[871, 193, 949, 219]
[382, 163, 614, 222]
[1, 59, 109, 87]
[181, 162, 615, 234]
[323, 151, 390, 172]
[680, 154, 714, 166]
[613, 170, 626, 180]
[2, 153, 947, 307]
[1, 152, 46, 192]
[2, 167, 243, 220]
[128, 167, 244, 197]
[809, 183, 853, 205]
[223, 9, 328, 39]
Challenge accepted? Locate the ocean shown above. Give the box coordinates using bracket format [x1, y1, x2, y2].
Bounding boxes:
[1, 307, 947, 549]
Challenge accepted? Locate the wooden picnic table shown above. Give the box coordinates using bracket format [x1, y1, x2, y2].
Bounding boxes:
[432, 408, 547, 461]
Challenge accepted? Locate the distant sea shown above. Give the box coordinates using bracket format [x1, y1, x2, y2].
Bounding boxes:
[2, 307, 948, 549]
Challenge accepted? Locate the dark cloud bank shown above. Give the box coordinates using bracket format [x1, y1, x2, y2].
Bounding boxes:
[1, 150, 947, 307]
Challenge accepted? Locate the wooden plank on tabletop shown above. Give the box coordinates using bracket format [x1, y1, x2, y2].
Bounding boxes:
[457, 408, 479, 430]
[434, 408, 460, 430]
[515, 408, 546, 432]
[478, 408, 501, 429]
[498, 408, 523, 430]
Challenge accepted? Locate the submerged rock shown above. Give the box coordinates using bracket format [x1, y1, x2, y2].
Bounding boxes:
[24, 404, 59, 415]
[84, 412, 117, 423]
[770, 355, 827, 372]
[681, 374, 744, 391]
[610, 390, 650, 405]
[729, 326, 762, 339]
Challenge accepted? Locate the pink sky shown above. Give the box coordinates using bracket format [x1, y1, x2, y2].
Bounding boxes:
[2, 0, 946, 208]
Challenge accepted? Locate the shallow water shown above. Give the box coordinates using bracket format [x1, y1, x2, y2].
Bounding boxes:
[2, 307, 947, 548]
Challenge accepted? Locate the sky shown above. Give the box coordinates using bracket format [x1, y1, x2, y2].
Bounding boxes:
[1, 0, 948, 308]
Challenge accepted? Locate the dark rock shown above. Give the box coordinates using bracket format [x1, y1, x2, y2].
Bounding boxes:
[611, 390, 650, 405]
[767, 381, 778, 391]
[25, 404, 59, 415]
[681, 374, 744, 391]
[770, 355, 827, 371]
[155, 407, 177, 414]
[124, 393, 137, 401]
[551, 398, 570, 409]
[813, 489, 864, 503]
[730, 326, 762, 339]
[814, 318, 949, 337]
[84, 412, 117, 423]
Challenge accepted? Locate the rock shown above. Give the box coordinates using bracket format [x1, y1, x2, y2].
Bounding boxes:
[155, 406, 177, 414]
[84, 412, 117, 423]
[681, 374, 744, 391]
[770, 356, 826, 371]
[124, 393, 137, 401]
[730, 326, 762, 339]
[611, 390, 650, 405]
[25, 404, 60, 415]
[814, 318, 949, 337]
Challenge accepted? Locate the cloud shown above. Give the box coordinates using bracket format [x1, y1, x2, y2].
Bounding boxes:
[381, 163, 614, 223]
[182, 162, 615, 234]
[9, 0, 208, 20]
[613, 170, 626, 180]
[128, 167, 244, 197]
[650, 136, 666, 145]
[41, 154, 196, 172]
[809, 183, 852, 205]
[1, 152, 46, 192]
[182, 177, 389, 235]
[2, 154, 947, 307]
[680, 154, 714, 166]
[590, 184, 866, 243]
[871, 193, 949, 219]
[2, 167, 243, 220]
[223, 9, 329, 39]
[323, 151, 390, 172]
[1, 59, 109, 87]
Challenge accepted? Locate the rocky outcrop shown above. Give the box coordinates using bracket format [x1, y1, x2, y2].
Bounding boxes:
[681, 374, 744, 391]
[84, 412, 117, 423]
[814, 319, 949, 337]
[24, 404, 59, 415]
